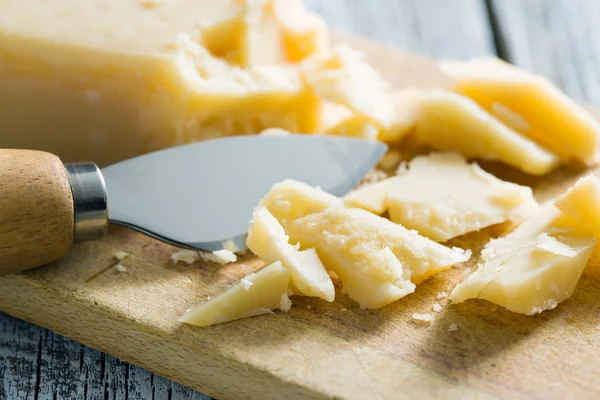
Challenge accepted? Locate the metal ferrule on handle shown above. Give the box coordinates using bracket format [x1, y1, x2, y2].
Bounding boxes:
[64, 163, 109, 242]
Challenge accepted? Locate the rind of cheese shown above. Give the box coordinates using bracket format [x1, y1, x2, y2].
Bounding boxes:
[451, 204, 596, 315]
[415, 90, 560, 175]
[386, 153, 538, 242]
[302, 44, 395, 130]
[178, 261, 291, 327]
[246, 207, 335, 301]
[288, 207, 470, 308]
[555, 175, 600, 239]
[259, 179, 343, 229]
[441, 57, 600, 165]
[343, 177, 398, 215]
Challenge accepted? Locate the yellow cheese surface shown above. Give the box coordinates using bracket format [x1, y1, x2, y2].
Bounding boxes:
[554, 175, 600, 239]
[451, 204, 596, 315]
[386, 153, 538, 242]
[288, 207, 470, 308]
[441, 57, 600, 165]
[246, 207, 334, 302]
[416, 90, 560, 175]
[343, 177, 398, 215]
[0, 0, 322, 165]
[178, 261, 291, 327]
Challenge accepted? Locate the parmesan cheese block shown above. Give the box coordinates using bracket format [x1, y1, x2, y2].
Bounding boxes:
[415, 90, 560, 175]
[343, 177, 398, 215]
[302, 44, 395, 131]
[451, 204, 596, 315]
[259, 179, 343, 230]
[178, 261, 292, 327]
[287, 207, 470, 308]
[441, 57, 600, 165]
[0, 0, 321, 166]
[555, 175, 600, 239]
[246, 207, 335, 301]
[386, 153, 538, 242]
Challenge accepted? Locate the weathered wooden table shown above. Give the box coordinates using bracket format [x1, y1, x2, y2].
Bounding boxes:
[2, 1, 599, 399]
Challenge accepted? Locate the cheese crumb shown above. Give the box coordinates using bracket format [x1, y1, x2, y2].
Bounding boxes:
[199, 249, 238, 265]
[307, 304, 312, 309]
[412, 313, 434, 324]
[114, 251, 130, 261]
[340, 307, 347, 312]
[279, 293, 292, 312]
[240, 277, 254, 291]
[436, 291, 448, 300]
[448, 323, 458, 332]
[432, 302, 442, 313]
[115, 263, 127, 273]
[171, 250, 199, 264]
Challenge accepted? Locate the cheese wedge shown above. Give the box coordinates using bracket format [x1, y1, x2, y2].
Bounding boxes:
[179, 261, 292, 327]
[451, 204, 596, 315]
[287, 207, 470, 308]
[555, 175, 600, 239]
[415, 90, 560, 175]
[0, 0, 320, 166]
[386, 153, 538, 242]
[246, 207, 335, 301]
[259, 179, 343, 229]
[343, 177, 398, 215]
[302, 44, 395, 130]
[441, 58, 600, 165]
[200, 0, 328, 67]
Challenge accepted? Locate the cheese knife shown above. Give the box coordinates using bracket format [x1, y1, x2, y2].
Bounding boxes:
[0, 135, 386, 276]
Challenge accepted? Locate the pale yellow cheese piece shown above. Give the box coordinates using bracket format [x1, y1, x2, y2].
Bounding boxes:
[451, 204, 596, 315]
[325, 115, 380, 141]
[302, 44, 395, 130]
[415, 90, 560, 175]
[178, 261, 291, 327]
[199, 0, 328, 67]
[386, 153, 538, 242]
[343, 177, 398, 215]
[379, 89, 424, 143]
[555, 175, 600, 239]
[0, 0, 319, 166]
[441, 57, 600, 165]
[287, 207, 470, 308]
[259, 179, 343, 230]
[246, 207, 335, 301]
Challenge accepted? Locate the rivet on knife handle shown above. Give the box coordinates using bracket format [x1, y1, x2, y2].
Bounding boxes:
[0, 150, 107, 276]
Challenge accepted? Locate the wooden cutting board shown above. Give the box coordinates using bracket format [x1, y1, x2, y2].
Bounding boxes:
[2, 32, 600, 400]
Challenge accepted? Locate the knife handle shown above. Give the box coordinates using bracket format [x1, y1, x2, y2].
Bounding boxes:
[0, 149, 108, 276]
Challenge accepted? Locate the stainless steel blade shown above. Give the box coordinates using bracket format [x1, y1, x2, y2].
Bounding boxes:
[102, 134, 387, 252]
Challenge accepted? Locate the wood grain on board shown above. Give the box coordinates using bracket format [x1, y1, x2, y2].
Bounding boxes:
[2, 1, 600, 399]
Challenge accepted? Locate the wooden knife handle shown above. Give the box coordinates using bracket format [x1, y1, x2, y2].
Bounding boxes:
[0, 150, 75, 275]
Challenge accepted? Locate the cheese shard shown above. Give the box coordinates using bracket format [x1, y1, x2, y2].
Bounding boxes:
[179, 261, 291, 327]
[386, 153, 538, 242]
[343, 177, 398, 215]
[379, 89, 423, 143]
[451, 204, 596, 315]
[246, 207, 335, 302]
[555, 175, 600, 239]
[199, 0, 328, 67]
[0, 0, 319, 166]
[259, 180, 343, 229]
[415, 90, 560, 175]
[441, 57, 600, 165]
[302, 44, 395, 130]
[288, 207, 470, 308]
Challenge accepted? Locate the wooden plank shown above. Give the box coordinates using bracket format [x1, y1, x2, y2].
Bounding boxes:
[2, 30, 600, 399]
[305, 0, 496, 58]
[488, 0, 600, 106]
